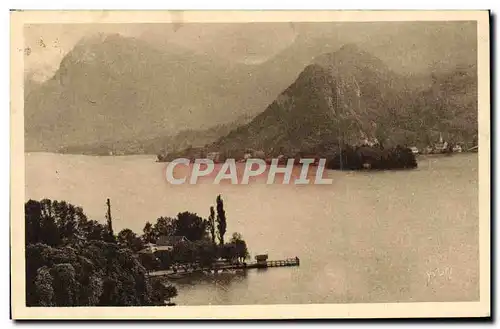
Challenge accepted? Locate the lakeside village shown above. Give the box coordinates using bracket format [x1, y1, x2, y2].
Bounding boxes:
[25, 195, 296, 307]
[157, 134, 478, 171]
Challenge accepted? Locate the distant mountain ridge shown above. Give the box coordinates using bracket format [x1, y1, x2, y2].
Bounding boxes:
[24, 33, 477, 154]
[24, 33, 289, 152]
[211, 44, 477, 156]
[58, 114, 253, 155]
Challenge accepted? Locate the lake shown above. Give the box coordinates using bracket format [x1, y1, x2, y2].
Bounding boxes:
[25, 152, 479, 305]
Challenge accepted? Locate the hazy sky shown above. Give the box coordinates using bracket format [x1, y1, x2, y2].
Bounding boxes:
[24, 21, 477, 82]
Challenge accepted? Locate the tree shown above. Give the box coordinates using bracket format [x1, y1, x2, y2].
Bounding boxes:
[154, 217, 177, 238]
[175, 212, 207, 241]
[207, 206, 216, 246]
[39, 216, 61, 247]
[193, 240, 217, 267]
[49, 263, 78, 306]
[171, 242, 196, 264]
[25, 240, 172, 306]
[216, 195, 227, 246]
[47, 200, 79, 243]
[141, 217, 177, 244]
[117, 229, 144, 253]
[149, 277, 178, 306]
[25, 199, 94, 247]
[104, 198, 115, 243]
[142, 222, 155, 244]
[81, 220, 106, 242]
[25, 199, 62, 247]
[25, 200, 42, 246]
[34, 266, 54, 306]
[26, 243, 50, 305]
[228, 232, 249, 262]
[53, 201, 72, 239]
[24, 200, 179, 307]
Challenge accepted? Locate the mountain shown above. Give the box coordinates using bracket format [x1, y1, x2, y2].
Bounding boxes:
[212, 44, 405, 155]
[24, 33, 285, 152]
[58, 114, 253, 155]
[144, 113, 254, 154]
[403, 64, 478, 145]
[24, 32, 476, 154]
[24, 73, 42, 98]
[211, 44, 477, 156]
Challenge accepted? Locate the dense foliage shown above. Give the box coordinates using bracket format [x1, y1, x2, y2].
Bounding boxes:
[140, 195, 249, 271]
[327, 145, 418, 170]
[25, 199, 177, 307]
[216, 195, 227, 246]
[25, 195, 249, 305]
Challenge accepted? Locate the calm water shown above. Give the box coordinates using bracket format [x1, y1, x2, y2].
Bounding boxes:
[25, 153, 479, 305]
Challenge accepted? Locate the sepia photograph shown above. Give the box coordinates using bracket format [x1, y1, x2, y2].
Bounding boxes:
[10, 10, 490, 319]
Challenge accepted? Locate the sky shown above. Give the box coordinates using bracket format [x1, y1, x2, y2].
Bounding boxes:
[23, 21, 477, 82]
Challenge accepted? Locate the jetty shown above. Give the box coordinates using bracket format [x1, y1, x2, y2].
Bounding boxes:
[148, 255, 300, 279]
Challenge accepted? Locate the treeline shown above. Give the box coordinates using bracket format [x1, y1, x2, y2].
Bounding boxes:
[24, 195, 248, 307]
[327, 145, 418, 170]
[25, 199, 177, 307]
[137, 195, 249, 271]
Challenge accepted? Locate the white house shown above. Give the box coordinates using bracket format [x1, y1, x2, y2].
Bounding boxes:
[136, 236, 189, 254]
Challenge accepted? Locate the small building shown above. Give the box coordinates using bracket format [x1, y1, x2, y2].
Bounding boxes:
[423, 146, 433, 154]
[243, 149, 265, 159]
[137, 242, 174, 254]
[433, 133, 448, 153]
[253, 150, 266, 159]
[207, 151, 221, 163]
[138, 242, 156, 254]
[157, 235, 189, 247]
[453, 145, 463, 153]
[255, 254, 268, 264]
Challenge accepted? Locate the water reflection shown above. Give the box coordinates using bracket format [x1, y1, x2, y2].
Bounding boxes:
[173, 269, 249, 286]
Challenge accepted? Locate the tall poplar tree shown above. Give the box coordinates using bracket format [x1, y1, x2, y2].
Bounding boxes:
[216, 195, 227, 246]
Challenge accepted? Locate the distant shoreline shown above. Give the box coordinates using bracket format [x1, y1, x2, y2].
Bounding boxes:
[24, 151, 158, 157]
[24, 151, 478, 158]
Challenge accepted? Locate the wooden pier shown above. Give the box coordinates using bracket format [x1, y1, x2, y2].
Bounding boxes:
[266, 258, 300, 268]
[148, 257, 300, 279]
